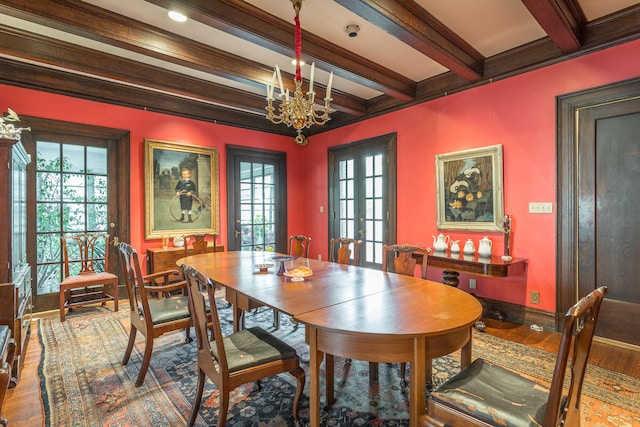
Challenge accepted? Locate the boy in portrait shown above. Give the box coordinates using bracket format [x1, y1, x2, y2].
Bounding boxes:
[175, 167, 196, 222]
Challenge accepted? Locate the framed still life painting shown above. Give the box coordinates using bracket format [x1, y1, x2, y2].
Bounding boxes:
[144, 139, 219, 239]
[435, 144, 504, 231]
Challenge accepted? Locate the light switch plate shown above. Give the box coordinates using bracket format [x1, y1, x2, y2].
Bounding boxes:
[529, 202, 553, 214]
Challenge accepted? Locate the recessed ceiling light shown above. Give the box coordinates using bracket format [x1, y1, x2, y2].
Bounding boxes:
[168, 11, 187, 22]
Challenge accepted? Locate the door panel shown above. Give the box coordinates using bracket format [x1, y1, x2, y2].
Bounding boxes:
[22, 118, 129, 312]
[329, 134, 397, 268]
[577, 100, 640, 345]
[226, 146, 287, 253]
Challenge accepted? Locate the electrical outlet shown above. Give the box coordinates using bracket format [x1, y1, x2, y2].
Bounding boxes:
[530, 291, 540, 304]
[469, 279, 476, 289]
[529, 202, 553, 214]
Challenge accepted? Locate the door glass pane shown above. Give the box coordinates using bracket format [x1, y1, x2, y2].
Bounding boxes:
[239, 160, 277, 251]
[35, 140, 109, 295]
[63, 144, 85, 172]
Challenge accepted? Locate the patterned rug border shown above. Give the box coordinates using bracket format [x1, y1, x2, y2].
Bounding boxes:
[38, 308, 640, 426]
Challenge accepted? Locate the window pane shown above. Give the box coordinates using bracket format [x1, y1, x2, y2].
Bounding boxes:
[347, 200, 354, 218]
[374, 154, 383, 175]
[339, 161, 347, 179]
[240, 162, 251, 182]
[87, 175, 108, 202]
[64, 203, 86, 231]
[37, 203, 60, 232]
[365, 177, 373, 198]
[365, 156, 373, 177]
[347, 159, 354, 179]
[264, 165, 274, 184]
[347, 180, 354, 198]
[37, 264, 61, 294]
[63, 174, 85, 201]
[63, 144, 85, 172]
[37, 141, 60, 172]
[375, 199, 383, 220]
[87, 204, 108, 230]
[374, 177, 383, 197]
[37, 234, 61, 264]
[37, 172, 61, 201]
[86, 147, 107, 174]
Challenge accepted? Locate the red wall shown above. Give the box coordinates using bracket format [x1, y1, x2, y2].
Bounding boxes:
[2, 38, 640, 313]
[300, 39, 640, 311]
[0, 86, 307, 266]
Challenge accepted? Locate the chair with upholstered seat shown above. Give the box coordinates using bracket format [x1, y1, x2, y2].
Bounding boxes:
[426, 286, 608, 427]
[329, 237, 362, 265]
[118, 242, 193, 387]
[289, 234, 311, 258]
[59, 233, 119, 322]
[182, 264, 305, 427]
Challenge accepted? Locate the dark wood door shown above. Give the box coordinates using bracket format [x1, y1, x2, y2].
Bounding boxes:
[559, 80, 640, 347]
[226, 145, 287, 253]
[577, 100, 640, 345]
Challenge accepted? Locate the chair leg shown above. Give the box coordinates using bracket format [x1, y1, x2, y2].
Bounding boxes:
[218, 390, 230, 427]
[184, 326, 193, 343]
[134, 338, 154, 387]
[188, 369, 206, 427]
[59, 288, 66, 322]
[122, 327, 137, 365]
[290, 366, 305, 423]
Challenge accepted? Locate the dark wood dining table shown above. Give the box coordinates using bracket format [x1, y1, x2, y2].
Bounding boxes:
[177, 251, 482, 427]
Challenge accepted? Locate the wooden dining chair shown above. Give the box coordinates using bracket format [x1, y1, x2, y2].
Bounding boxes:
[182, 264, 305, 427]
[329, 237, 362, 265]
[289, 234, 311, 258]
[118, 242, 192, 387]
[183, 232, 218, 256]
[265, 234, 312, 330]
[59, 233, 119, 321]
[381, 244, 429, 382]
[427, 286, 608, 427]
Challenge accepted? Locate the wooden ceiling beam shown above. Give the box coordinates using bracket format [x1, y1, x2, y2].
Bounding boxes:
[334, 0, 484, 82]
[144, 0, 416, 101]
[521, 0, 585, 53]
[0, 0, 366, 116]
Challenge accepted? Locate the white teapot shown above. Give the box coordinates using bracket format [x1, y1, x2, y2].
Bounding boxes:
[463, 239, 475, 255]
[478, 236, 492, 257]
[432, 233, 450, 252]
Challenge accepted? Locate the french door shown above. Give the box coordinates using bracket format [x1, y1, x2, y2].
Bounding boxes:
[328, 133, 397, 268]
[22, 118, 129, 312]
[226, 146, 287, 253]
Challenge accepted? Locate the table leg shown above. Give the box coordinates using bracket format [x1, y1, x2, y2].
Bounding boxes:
[409, 336, 427, 427]
[233, 306, 243, 333]
[461, 327, 473, 368]
[309, 327, 323, 427]
[325, 354, 335, 405]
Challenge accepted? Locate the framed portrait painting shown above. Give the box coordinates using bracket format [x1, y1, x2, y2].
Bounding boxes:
[435, 144, 504, 231]
[145, 139, 219, 239]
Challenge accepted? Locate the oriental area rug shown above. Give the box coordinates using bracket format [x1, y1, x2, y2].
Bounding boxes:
[39, 305, 639, 426]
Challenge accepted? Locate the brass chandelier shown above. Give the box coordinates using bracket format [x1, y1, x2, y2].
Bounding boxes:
[265, 0, 334, 146]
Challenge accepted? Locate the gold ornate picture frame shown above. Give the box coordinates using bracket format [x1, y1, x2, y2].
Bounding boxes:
[435, 144, 504, 231]
[144, 139, 219, 239]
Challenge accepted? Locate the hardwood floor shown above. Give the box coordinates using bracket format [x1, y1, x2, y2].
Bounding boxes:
[3, 315, 639, 426]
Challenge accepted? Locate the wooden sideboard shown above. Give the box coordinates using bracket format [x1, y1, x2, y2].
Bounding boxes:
[414, 249, 527, 322]
[424, 251, 526, 277]
[146, 244, 224, 274]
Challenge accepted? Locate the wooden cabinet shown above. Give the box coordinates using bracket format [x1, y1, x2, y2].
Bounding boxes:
[146, 244, 224, 274]
[0, 137, 32, 384]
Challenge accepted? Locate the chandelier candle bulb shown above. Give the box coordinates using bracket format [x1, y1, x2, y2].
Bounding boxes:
[325, 71, 334, 101]
[308, 62, 315, 94]
[275, 64, 284, 94]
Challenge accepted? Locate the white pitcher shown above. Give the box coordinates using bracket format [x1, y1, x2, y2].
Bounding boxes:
[478, 236, 492, 257]
[463, 239, 475, 255]
[450, 240, 460, 253]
